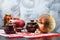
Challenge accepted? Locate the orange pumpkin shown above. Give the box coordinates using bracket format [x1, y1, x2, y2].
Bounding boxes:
[37, 14, 56, 33]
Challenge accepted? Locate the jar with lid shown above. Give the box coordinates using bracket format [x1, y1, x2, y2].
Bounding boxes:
[26, 20, 38, 33]
[4, 21, 16, 34]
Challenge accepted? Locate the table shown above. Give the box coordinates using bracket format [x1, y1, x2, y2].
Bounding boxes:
[0, 29, 60, 40]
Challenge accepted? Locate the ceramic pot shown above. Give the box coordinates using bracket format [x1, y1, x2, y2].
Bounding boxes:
[4, 21, 16, 34]
[26, 20, 38, 33]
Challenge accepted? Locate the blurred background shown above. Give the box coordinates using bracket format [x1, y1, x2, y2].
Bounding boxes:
[0, 0, 60, 33]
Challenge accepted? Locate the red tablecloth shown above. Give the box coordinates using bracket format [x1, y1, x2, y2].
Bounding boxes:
[0, 29, 60, 38]
[0, 30, 60, 40]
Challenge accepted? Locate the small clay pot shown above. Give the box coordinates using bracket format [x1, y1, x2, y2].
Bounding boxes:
[16, 28, 23, 32]
[26, 20, 38, 33]
[4, 21, 16, 34]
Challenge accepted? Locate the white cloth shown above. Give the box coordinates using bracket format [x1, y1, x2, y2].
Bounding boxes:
[0, 0, 60, 33]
